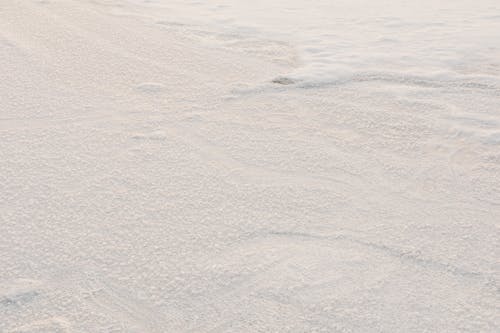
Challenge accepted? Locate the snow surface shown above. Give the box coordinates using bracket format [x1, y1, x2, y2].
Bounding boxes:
[1, 0, 499, 332]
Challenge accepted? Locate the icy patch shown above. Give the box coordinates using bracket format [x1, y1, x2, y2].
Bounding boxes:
[131, 130, 168, 140]
[0, 279, 42, 307]
[11, 317, 71, 333]
[135, 82, 165, 93]
[271, 77, 295, 85]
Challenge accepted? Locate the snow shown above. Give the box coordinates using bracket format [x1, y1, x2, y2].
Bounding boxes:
[1, 0, 499, 332]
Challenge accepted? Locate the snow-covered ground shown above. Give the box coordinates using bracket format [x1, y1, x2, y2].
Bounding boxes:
[1, 0, 499, 332]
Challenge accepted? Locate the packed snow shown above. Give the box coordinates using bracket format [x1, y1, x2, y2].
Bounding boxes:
[1, 0, 499, 332]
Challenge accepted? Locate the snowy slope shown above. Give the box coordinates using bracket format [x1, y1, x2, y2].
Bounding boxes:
[1, 0, 499, 332]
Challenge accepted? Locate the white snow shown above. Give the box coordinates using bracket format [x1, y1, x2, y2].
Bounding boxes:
[1, 0, 499, 332]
